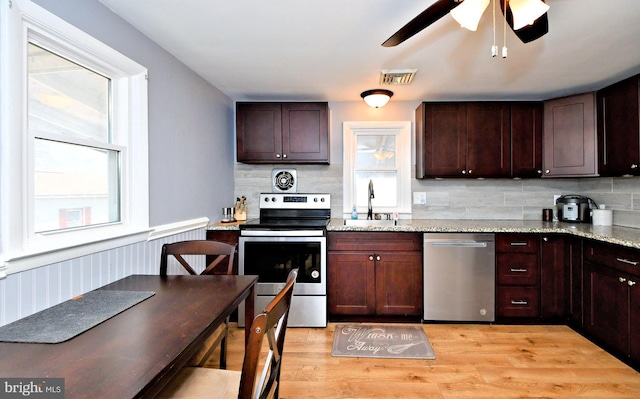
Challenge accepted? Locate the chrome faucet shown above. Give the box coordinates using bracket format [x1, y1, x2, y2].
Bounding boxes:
[367, 179, 374, 220]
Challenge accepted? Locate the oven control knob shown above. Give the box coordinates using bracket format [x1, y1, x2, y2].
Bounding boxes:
[271, 197, 277, 202]
[311, 270, 320, 279]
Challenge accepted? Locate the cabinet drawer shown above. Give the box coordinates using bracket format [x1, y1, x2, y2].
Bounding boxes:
[328, 232, 422, 252]
[496, 234, 540, 253]
[496, 286, 540, 318]
[584, 240, 640, 276]
[496, 253, 539, 285]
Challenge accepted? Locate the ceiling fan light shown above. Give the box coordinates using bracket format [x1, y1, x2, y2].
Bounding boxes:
[360, 89, 393, 108]
[450, 0, 490, 31]
[510, 0, 550, 30]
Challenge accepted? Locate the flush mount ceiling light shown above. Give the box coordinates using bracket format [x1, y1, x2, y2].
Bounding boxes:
[360, 89, 393, 108]
[509, 0, 550, 30]
[451, 0, 490, 31]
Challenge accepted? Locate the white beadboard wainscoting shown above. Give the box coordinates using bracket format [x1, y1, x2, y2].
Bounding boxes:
[0, 226, 207, 328]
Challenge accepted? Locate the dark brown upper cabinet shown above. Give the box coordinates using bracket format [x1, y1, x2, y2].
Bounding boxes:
[597, 74, 640, 177]
[416, 102, 526, 179]
[542, 92, 598, 177]
[511, 102, 543, 178]
[236, 102, 329, 164]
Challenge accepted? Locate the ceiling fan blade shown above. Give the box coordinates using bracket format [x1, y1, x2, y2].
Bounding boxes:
[382, 0, 462, 47]
[500, 0, 549, 43]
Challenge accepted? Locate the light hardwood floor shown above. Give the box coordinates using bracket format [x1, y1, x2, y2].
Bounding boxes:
[208, 322, 640, 398]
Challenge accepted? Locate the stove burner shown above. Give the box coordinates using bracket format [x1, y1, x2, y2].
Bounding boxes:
[272, 169, 297, 193]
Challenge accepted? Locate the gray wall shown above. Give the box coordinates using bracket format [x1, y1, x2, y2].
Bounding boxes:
[0, 0, 237, 327]
[34, 0, 236, 226]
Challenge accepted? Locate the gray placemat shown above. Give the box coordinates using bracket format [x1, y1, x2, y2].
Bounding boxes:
[0, 290, 155, 344]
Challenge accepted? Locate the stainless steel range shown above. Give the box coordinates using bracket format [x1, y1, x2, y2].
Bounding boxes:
[238, 193, 330, 327]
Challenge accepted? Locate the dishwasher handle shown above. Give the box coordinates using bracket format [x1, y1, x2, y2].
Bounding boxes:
[429, 241, 489, 248]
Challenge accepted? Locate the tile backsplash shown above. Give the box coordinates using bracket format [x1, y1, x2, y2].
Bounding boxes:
[234, 163, 640, 229]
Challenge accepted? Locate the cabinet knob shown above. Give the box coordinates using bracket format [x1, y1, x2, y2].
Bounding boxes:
[537, 170, 542, 175]
[619, 277, 627, 283]
[461, 170, 466, 175]
[276, 154, 281, 158]
[545, 170, 550, 174]
[629, 280, 637, 287]
[468, 169, 472, 174]
[283, 154, 287, 159]
[369, 255, 374, 261]
[376, 255, 381, 261]
[631, 164, 638, 169]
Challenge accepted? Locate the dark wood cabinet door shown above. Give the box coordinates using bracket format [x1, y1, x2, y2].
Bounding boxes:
[466, 103, 511, 177]
[511, 102, 543, 178]
[565, 237, 583, 327]
[236, 103, 282, 162]
[236, 102, 329, 163]
[206, 230, 239, 275]
[543, 92, 597, 177]
[540, 235, 565, 320]
[416, 102, 467, 178]
[597, 75, 640, 176]
[281, 103, 329, 163]
[374, 252, 423, 316]
[630, 277, 640, 362]
[328, 252, 376, 315]
[583, 262, 628, 355]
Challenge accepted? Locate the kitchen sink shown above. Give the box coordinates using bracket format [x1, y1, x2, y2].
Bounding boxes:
[343, 219, 397, 227]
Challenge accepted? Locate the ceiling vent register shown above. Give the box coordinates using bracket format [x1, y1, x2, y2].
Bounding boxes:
[380, 69, 417, 85]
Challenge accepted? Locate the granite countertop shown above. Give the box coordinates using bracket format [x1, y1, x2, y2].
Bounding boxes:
[207, 219, 640, 249]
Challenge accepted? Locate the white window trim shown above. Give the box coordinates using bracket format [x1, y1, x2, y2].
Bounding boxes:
[0, 0, 149, 277]
[342, 121, 412, 218]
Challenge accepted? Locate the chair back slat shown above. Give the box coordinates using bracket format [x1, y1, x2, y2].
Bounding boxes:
[160, 240, 236, 277]
[238, 269, 298, 399]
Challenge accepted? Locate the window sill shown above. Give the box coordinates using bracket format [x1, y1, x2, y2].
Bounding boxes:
[1, 228, 151, 278]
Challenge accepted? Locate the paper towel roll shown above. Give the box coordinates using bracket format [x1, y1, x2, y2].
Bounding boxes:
[592, 209, 613, 226]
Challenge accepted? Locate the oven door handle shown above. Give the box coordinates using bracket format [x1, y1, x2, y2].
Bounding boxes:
[240, 230, 325, 237]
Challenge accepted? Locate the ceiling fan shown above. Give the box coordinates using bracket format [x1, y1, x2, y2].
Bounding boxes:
[382, 0, 549, 47]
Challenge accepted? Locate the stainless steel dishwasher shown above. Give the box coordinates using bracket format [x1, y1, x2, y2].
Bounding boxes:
[423, 233, 495, 322]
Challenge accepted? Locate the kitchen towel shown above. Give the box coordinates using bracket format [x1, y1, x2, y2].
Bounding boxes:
[0, 290, 155, 344]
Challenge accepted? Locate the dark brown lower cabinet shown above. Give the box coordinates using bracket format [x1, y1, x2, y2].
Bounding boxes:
[583, 262, 630, 356]
[328, 232, 423, 317]
[630, 284, 640, 362]
[583, 240, 640, 364]
[206, 230, 239, 275]
[565, 237, 583, 327]
[540, 235, 565, 320]
[496, 234, 540, 319]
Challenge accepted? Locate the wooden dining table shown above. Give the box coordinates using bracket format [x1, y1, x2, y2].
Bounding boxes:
[0, 274, 257, 399]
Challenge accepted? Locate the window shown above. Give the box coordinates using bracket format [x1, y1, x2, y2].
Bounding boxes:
[29, 43, 121, 234]
[343, 121, 411, 218]
[1, 0, 149, 274]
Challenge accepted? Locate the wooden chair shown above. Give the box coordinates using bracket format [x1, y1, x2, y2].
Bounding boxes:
[157, 268, 298, 399]
[160, 240, 237, 368]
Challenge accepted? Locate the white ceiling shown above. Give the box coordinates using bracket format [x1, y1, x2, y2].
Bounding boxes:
[98, 0, 640, 102]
